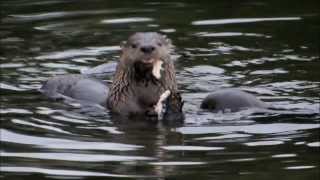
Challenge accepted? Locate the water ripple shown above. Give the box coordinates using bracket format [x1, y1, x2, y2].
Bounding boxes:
[284, 166, 316, 170]
[11, 119, 71, 134]
[195, 32, 271, 38]
[176, 123, 320, 135]
[1, 166, 140, 178]
[79, 126, 123, 135]
[5, 9, 155, 22]
[271, 154, 297, 158]
[0, 108, 33, 114]
[227, 158, 256, 162]
[2, 152, 153, 162]
[250, 68, 288, 75]
[35, 46, 120, 60]
[192, 17, 302, 25]
[184, 65, 225, 75]
[1, 129, 142, 151]
[195, 133, 252, 141]
[307, 142, 320, 147]
[244, 140, 284, 146]
[149, 161, 206, 166]
[161, 146, 224, 151]
[101, 17, 153, 24]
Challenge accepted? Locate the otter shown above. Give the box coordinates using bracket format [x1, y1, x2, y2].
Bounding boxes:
[201, 88, 269, 112]
[107, 32, 184, 120]
[40, 32, 184, 121]
[40, 74, 109, 105]
[40, 32, 270, 121]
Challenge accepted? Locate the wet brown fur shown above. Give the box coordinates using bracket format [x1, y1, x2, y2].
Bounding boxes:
[107, 32, 181, 118]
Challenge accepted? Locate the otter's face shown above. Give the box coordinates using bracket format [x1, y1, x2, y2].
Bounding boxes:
[121, 32, 172, 68]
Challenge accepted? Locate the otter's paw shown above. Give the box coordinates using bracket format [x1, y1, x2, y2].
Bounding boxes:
[163, 92, 185, 122]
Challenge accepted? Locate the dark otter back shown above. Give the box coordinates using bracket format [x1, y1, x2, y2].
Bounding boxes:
[201, 88, 269, 112]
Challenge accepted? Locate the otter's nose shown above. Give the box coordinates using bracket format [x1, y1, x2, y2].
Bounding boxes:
[140, 46, 155, 54]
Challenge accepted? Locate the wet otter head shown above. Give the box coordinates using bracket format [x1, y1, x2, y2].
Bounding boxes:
[107, 32, 183, 120]
[120, 32, 172, 80]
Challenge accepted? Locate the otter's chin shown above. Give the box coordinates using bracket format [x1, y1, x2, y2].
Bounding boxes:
[136, 58, 161, 70]
[135, 61, 152, 70]
[134, 60, 153, 75]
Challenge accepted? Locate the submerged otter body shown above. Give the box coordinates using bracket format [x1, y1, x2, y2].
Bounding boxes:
[107, 32, 183, 120]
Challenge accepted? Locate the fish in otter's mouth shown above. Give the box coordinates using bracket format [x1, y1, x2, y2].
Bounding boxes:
[134, 58, 164, 81]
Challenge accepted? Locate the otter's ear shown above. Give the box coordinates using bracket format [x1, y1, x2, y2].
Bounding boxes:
[120, 41, 127, 49]
[165, 38, 172, 45]
[162, 35, 172, 45]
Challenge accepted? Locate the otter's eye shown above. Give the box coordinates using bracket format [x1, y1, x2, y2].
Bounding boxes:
[131, 44, 137, 48]
[157, 43, 162, 47]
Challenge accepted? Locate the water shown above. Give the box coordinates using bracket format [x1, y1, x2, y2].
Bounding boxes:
[1, 0, 319, 179]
